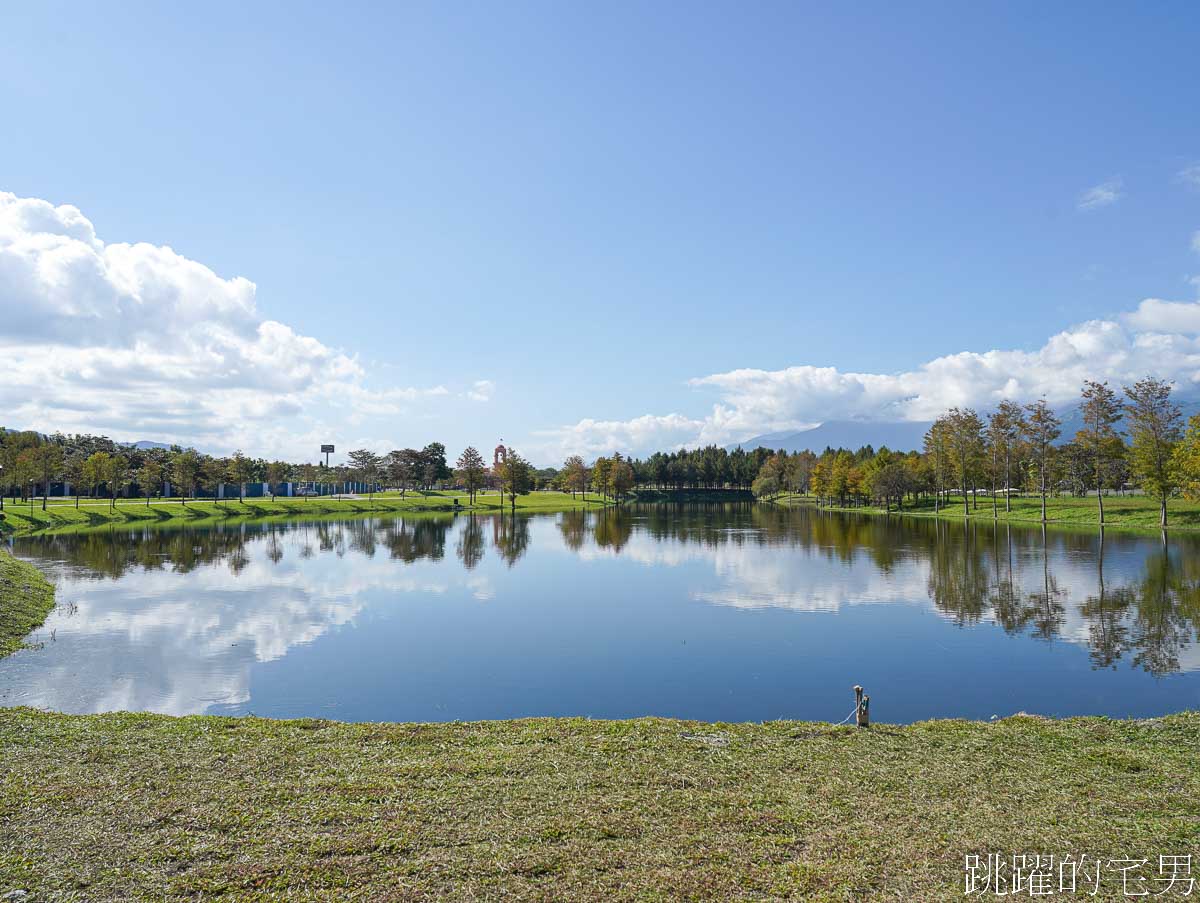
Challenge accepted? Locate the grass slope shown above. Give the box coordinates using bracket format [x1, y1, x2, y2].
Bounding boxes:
[1, 709, 1197, 900]
[0, 491, 609, 538]
[788, 493, 1200, 533]
[0, 553, 55, 659]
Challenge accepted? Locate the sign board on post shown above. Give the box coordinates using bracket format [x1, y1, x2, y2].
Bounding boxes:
[321, 444, 335, 467]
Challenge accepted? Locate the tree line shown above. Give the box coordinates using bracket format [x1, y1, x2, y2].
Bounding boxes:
[748, 376, 1200, 528]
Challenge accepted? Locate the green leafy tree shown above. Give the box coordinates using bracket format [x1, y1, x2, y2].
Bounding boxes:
[227, 451, 254, 503]
[563, 454, 588, 500]
[924, 418, 950, 513]
[104, 454, 130, 510]
[497, 449, 533, 511]
[591, 457, 611, 502]
[987, 400, 1025, 513]
[454, 446, 487, 504]
[82, 451, 112, 502]
[171, 450, 201, 506]
[1124, 377, 1183, 527]
[347, 449, 383, 503]
[1078, 380, 1124, 525]
[1023, 398, 1062, 523]
[31, 444, 64, 511]
[138, 459, 164, 506]
[201, 456, 226, 506]
[945, 407, 984, 515]
[265, 461, 289, 500]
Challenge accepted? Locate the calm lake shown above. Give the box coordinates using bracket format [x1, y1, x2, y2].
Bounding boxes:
[3, 504, 1199, 723]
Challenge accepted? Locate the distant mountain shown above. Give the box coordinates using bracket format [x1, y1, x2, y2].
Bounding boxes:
[127, 440, 174, 451]
[731, 420, 932, 454]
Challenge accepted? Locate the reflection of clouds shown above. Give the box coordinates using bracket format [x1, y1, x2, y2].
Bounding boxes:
[0, 532, 476, 716]
[466, 575, 495, 601]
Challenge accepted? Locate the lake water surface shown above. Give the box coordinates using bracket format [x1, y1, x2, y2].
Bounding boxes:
[3, 503, 1199, 723]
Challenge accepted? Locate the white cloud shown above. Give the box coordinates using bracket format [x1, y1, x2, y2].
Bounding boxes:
[1179, 163, 1200, 190]
[1077, 178, 1123, 211]
[0, 191, 454, 458]
[541, 295, 1200, 459]
[465, 379, 494, 403]
[531, 413, 705, 461]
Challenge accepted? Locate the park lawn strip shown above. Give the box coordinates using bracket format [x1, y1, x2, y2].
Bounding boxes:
[0, 709, 1197, 901]
[0, 553, 55, 659]
[0, 491, 611, 539]
[786, 493, 1200, 534]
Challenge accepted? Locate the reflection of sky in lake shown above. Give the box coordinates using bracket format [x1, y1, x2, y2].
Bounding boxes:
[3, 507, 1200, 723]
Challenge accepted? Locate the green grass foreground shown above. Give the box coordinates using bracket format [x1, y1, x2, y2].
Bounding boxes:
[0, 554, 54, 659]
[1, 709, 1197, 900]
[0, 490, 609, 538]
[788, 493, 1200, 534]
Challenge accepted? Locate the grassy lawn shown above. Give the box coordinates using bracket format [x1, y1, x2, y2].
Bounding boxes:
[0, 709, 1196, 900]
[0, 490, 609, 539]
[787, 493, 1200, 533]
[0, 554, 54, 659]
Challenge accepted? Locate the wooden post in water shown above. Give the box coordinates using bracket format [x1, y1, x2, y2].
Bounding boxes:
[854, 685, 870, 728]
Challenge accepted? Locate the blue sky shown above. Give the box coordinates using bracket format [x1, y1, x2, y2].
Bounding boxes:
[3, 2, 1200, 464]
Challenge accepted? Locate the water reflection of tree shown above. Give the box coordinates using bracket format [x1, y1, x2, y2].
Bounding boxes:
[492, 513, 530, 567]
[556, 510, 588, 552]
[382, 519, 449, 563]
[593, 509, 633, 554]
[456, 515, 485, 570]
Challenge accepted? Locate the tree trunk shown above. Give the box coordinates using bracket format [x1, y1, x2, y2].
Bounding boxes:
[1040, 457, 1047, 523]
[1161, 495, 1168, 529]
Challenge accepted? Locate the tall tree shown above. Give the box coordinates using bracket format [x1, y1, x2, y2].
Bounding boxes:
[31, 444, 64, 511]
[945, 408, 984, 515]
[591, 457, 612, 502]
[923, 418, 950, 513]
[988, 400, 1025, 513]
[1078, 380, 1124, 525]
[454, 447, 487, 504]
[609, 454, 635, 501]
[227, 451, 254, 503]
[346, 449, 383, 503]
[104, 454, 130, 510]
[201, 456, 226, 506]
[82, 451, 112, 502]
[171, 450, 200, 506]
[266, 461, 289, 500]
[1124, 377, 1183, 528]
[563, 455, 588, 500]
[496, 449, 533, 511]
[138, 459, 164, 506]
[1023, 398, 1062, 523]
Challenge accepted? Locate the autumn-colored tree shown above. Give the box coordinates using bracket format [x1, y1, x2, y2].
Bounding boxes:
[563, 455, 588, 500]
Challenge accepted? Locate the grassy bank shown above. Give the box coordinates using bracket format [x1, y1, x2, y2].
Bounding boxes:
[0, 490, 609, 538]
[1, 709, 1197, 900]
[0, 554, 55, 659]
[786, 493, 1200, 533]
